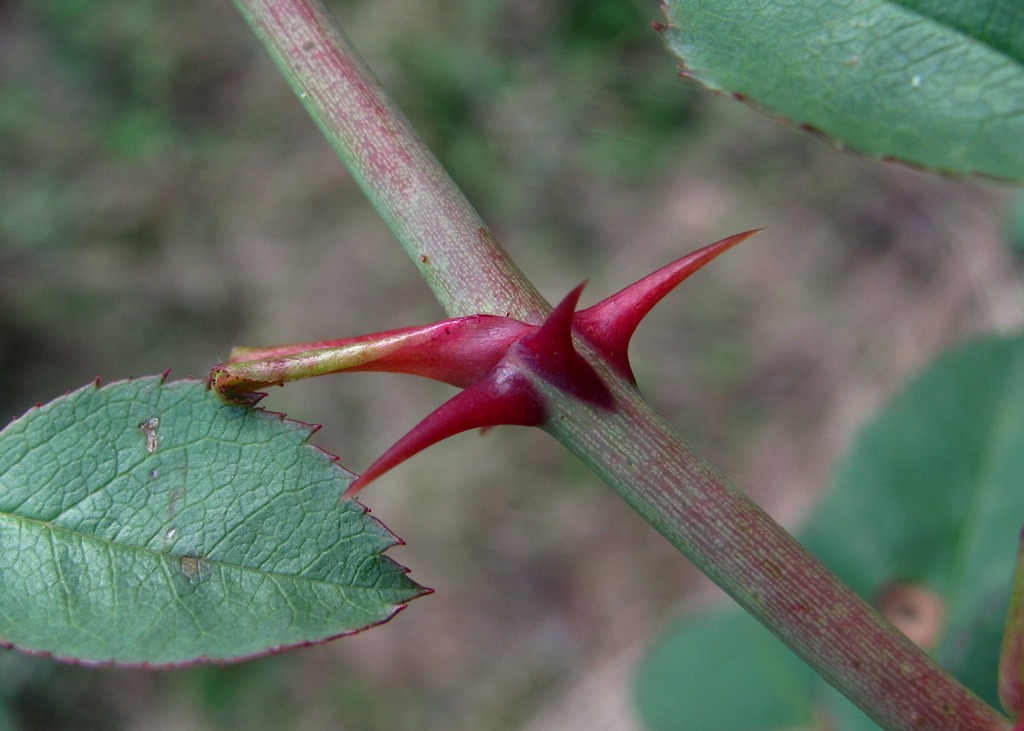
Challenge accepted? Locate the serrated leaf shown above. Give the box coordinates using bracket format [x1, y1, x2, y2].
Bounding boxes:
[662, 0, 1024, 180]
[0, 376, 427, 666]
[637, 332, 1024, 728]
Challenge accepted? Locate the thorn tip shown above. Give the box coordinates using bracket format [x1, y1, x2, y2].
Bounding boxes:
[342, 368, 543, 498]
[575, 229, 761, 380]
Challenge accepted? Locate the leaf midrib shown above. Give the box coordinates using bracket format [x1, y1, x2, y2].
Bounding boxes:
[0, 511, 382, 592]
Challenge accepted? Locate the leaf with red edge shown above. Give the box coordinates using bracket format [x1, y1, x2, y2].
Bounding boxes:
[0, 375, 427, 666]
[660, 0, 1024, 180]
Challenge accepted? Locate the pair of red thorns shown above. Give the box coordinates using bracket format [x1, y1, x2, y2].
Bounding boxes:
[212, 230, 759, 498]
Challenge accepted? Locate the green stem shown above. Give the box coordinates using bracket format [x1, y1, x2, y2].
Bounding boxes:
[232, 0, 547, 321]
[232, 1, 1010, 728]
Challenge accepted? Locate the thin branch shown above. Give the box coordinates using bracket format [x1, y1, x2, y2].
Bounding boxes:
[233, 0, 548, 321]
[232, 1, 1010, 728]
[540, 362, 1009, 730]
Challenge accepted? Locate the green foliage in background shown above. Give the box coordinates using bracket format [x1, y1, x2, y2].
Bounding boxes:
[637, 331, 1024, 729]
[636, 608, 819, 730]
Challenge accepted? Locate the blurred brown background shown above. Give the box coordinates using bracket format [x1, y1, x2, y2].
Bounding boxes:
[1, 1, 1022, 729]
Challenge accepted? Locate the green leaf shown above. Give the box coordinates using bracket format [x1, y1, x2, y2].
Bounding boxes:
[636, 332, 1024, 727]
[802, 331, 1024, 708]
[0, 376, 427, 666]
[635, 609, 818, 731]
[661, 0, 1024, 180]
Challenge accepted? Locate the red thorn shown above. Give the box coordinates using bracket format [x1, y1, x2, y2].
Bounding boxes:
[652, 21, 669, 32]
[342, 366, 543, 499]
[520, 282, 585, 361]
[575, 229, 762, 380]
[518, 284, 612, 408]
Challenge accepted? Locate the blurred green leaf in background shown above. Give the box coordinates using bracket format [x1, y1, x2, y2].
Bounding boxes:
[637, 331, 1024, 729]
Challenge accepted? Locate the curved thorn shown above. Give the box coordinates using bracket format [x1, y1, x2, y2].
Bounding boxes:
[342, 366, 543, 499]
[518, 283, 613, 408]
[520, 282, 586, 361]
[574, 229, 762, 380]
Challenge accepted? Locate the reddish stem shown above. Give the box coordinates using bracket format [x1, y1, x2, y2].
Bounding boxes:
[232, 0, 548, 321]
